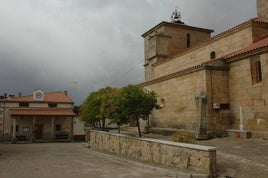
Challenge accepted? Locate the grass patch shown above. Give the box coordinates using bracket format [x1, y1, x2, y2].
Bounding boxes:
[172, 131, 196, 144]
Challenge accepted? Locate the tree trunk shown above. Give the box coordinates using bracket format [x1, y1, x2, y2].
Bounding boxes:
[136, 119, 142, 137]
[102, 119, 105, 130]
[99, 120, 101, 129]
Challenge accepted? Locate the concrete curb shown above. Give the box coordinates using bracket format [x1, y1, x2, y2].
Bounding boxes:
[82, 143, 208, 178]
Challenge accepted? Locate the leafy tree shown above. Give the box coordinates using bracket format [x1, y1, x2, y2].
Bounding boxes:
[80, 91, 101, 128]
[98, 87, 120, 129]
[109, 88, 129, 133]
[80, 87, 120, 130]
[116, 85, 160, 137]
[80, 85, 160, 136]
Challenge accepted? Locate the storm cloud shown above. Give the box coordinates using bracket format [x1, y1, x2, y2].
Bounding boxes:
[0, 0, 256, 104]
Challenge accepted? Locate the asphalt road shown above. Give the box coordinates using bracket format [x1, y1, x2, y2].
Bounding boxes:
[0, 142, 172, 178]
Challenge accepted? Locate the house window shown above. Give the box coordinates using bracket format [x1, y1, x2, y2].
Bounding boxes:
[55, 124, 61, 131]
[19, 102, 29, 107]
[186, 33, 191, 48]
[251, 56, 262, 84]
[48, 103, 57, 108]
[210, 51, 216, 59]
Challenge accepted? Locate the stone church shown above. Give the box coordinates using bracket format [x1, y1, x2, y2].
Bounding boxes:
[140, 0, 268, 139]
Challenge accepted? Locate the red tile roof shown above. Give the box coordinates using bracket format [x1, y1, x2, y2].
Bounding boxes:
[252, 17, 268, 23]
[9, 108, 75, 116]
[8, 91, 73, 103]
[225, 36, 268, 60]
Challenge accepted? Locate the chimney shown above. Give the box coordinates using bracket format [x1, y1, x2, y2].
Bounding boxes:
[64, 91, 68, 96]
[18, 92, 22, 97]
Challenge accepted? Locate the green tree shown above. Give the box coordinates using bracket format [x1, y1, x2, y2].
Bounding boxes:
[98, 87, 120, 129]
[80, 91, 101, 128]
[80, 87, 120, 130]
[116, 85, 160, 137]
[109, 88, 129, 133]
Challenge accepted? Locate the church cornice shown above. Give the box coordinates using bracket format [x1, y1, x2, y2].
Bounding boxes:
[142, 21, 213, 38]
[140, 59, 229, 87]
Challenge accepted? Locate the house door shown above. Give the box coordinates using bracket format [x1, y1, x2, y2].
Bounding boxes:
[35, 124, 43, 139]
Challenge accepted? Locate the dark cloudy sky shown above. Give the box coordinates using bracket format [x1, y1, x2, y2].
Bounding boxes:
[0, 0, 257, 104]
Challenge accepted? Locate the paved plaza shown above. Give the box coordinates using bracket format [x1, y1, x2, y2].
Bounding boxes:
[1, 137, 268, 178]
[0, 142, 171, 178]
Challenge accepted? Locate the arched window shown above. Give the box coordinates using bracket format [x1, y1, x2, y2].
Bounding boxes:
[210, 51, 216, 59]
[186, 33, 191, 48]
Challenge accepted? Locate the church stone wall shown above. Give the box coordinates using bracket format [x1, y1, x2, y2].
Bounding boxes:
[252, 22, 268, 42]
[153, 27, 253, 79]
[144, 23, 212, 81]
[257, 0, 268, 20]
[145, 70, 207, 131]
[163, 26, 211, 56]
[144, 24, 211, 64]
[205, 69, 230, 134]
[228, 53, 268, 139]
[142, 2, 268, 138]
[144, 68, 231, 135]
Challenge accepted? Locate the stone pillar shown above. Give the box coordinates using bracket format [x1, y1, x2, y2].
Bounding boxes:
[11, 117, 16, 144]
[196, 92, 208, 140]
[51, 116, 55, 141]
[31, 117, 36, 142]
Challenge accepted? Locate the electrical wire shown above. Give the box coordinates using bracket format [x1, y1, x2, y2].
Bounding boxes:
[109, 60, 144, 87]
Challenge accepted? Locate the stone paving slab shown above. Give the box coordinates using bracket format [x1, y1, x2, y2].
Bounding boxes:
[0, 142, 174, 178]
[83, 143, 209, 178]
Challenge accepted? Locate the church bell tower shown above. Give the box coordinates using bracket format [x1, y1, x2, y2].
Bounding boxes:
[257, 0, 268, 20]
[142, 8, 213, 81]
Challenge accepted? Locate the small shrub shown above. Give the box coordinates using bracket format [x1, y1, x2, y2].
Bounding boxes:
[172, 131, 196, 144]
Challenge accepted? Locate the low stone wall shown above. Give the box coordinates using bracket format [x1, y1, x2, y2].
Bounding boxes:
[88, 130, 217, 177]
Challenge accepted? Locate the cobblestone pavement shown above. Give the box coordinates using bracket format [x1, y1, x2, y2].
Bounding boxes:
[0, 142, 172, 178]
